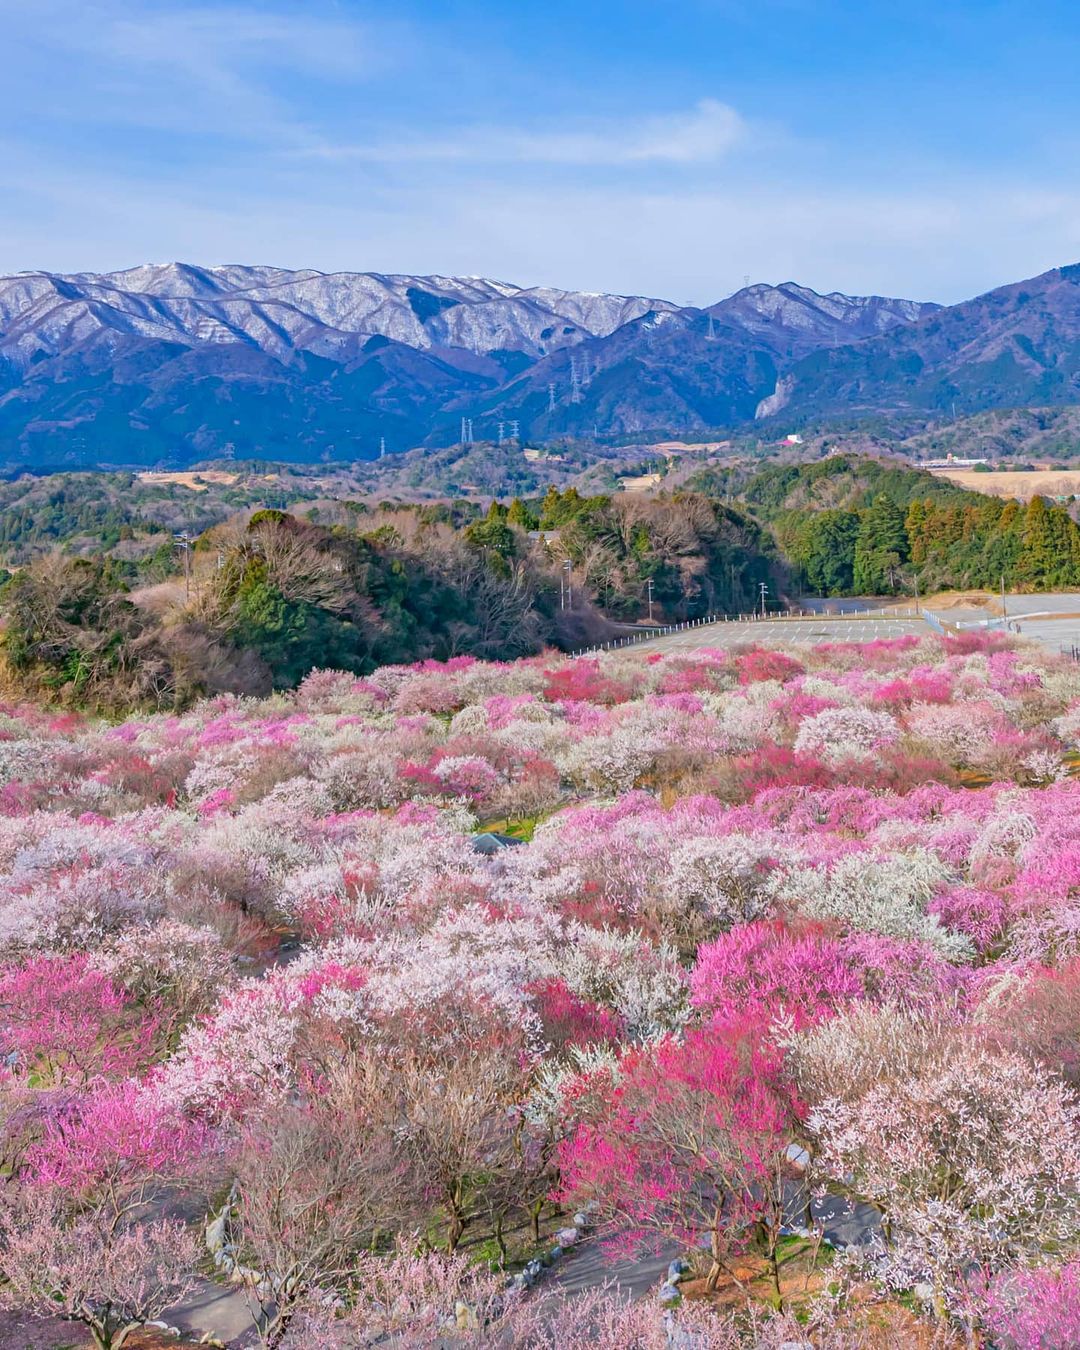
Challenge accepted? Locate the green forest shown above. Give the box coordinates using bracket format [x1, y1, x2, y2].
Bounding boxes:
[736, 455, 1080, 595]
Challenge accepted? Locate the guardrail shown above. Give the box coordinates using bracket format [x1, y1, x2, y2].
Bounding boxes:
[568, 607, 923, 658]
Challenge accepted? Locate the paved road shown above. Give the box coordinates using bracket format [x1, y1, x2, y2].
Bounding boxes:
[626, 616, 928, 655]
[1008, 616, 1080, 655]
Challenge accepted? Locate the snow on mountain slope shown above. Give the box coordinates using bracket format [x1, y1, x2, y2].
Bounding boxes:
[0, 264, 680, 370]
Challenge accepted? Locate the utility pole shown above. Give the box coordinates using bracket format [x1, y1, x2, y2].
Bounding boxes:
[913, 571, 920, 615]
[564, 559, 573, 610]
[759, 580, 768, 619]
[1001, 573, 1008, 628]
[175, 531, 192, 599]
[646, 577, 654, 622]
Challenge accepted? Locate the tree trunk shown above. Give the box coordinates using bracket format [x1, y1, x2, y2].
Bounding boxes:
[447, 1205, 466, 1253]
[492, 1208, 507, 1264]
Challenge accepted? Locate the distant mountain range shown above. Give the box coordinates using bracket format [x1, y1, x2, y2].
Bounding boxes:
[0, 259, 1077, 468]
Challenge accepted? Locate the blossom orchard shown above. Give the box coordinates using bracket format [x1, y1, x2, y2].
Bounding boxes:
[0, 633, 1078, 1343]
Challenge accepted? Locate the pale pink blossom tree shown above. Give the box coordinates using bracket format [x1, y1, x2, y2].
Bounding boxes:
[0, 1190, 200, 1350]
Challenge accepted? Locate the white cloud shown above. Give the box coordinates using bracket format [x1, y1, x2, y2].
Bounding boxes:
[5, 152, 1080, 309]
[308, 98, 747, 166]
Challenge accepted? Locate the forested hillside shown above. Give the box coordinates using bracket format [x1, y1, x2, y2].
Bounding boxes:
[738, 455, 1080, 595]
[0, 491, 776, 711]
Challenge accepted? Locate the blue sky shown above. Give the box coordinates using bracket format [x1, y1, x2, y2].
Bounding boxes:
[3, 0, 1080, 303]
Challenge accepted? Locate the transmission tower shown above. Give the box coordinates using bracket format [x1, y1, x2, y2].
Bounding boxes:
[509, 419, 520, 440]
[569, 355, 583, 404]
[548, 382, 557, 413]
[379, 436, 386, 458]
[497, 421, 505, 446]
[706, 313, 716, 341]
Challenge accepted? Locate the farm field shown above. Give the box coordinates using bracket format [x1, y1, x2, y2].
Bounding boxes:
[1, 631, 1080, 1346]
[929, 467, 1080, 499]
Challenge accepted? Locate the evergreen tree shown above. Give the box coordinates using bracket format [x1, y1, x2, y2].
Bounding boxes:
[507, 497, 538, 530]
[853, 494, 908, 594]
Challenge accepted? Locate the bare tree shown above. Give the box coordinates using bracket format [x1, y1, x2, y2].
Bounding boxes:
[388, 1049, 525, 1254]
[230, 1063, 402, 1349]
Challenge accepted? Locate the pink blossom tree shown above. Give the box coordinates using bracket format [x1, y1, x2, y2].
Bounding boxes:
[976, 1260, 1080, 1350]
[557, 1022, 803, 1298]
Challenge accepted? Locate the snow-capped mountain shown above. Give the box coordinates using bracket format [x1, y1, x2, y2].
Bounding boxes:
[0, 262, 944, 467]
[0, 264, 679, 370]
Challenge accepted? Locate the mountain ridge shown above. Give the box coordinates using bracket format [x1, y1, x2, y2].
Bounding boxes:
[8, 260, 1076, 469]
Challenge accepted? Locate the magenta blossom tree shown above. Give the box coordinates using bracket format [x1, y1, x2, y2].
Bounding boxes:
[557, 1021, 804, 1297]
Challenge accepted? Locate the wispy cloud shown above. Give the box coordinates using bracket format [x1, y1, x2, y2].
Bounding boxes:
[102, 6, 387, 83]
[0, 0, 397, 146]
[307, 99, 747, 166]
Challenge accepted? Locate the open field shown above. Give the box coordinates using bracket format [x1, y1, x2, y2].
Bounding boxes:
[134, 469, 282, 491]
[617, 592, 1080, 659]
[929, 467, 1080, 499]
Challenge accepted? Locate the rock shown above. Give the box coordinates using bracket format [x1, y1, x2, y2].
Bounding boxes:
[544, 1245, 563, 1265]
[572, 1211, 591, 1229]
[555, 1227, 580, 1246]
[454, 1300, 480, 1331]
[913, 1282, 935, 1305]
[658, 1281, 683, 1307]
[667, 1258, 691, 1283]
[521, 1258, 544, 1287]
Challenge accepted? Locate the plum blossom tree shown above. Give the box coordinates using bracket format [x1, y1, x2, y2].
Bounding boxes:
[558, 1022, 803, 1298]
[808, 1037, 1080, 1316]
[0, 1190, 200, 1350]
[976, 1260, 1080, 1350]
[230, 1068, 402, 1350]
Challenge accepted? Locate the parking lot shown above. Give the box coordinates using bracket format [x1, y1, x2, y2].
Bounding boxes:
[622, 615, 929, 655]
[924, 594, 1080, 657]
[593, 593, 1080, 661]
